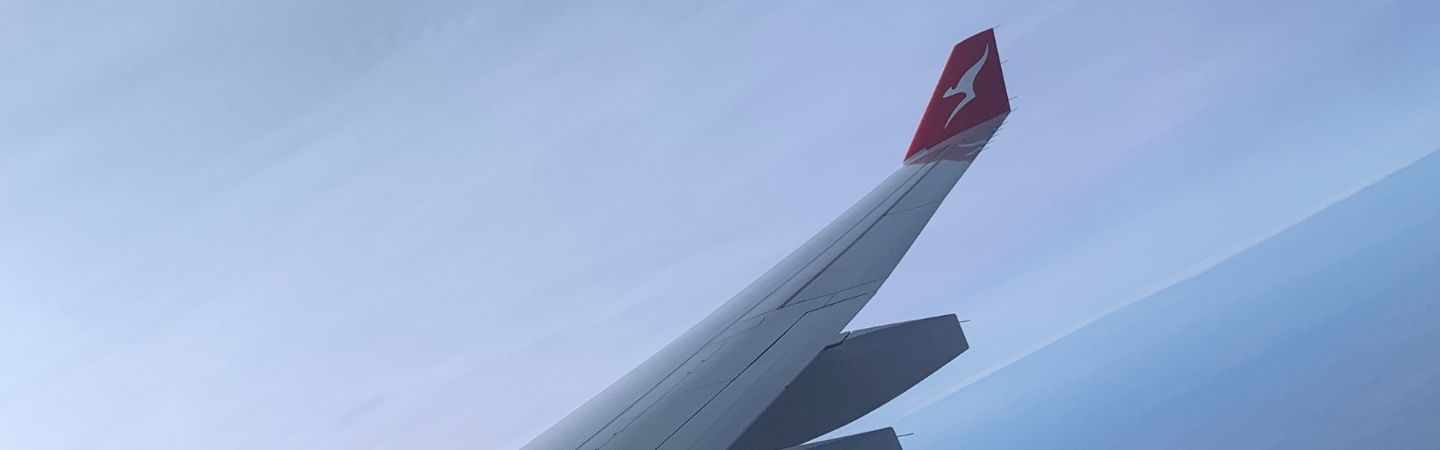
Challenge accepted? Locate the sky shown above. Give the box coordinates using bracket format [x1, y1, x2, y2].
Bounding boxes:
[897, 150, 1440, 449]
[2, 0, 1439, 449]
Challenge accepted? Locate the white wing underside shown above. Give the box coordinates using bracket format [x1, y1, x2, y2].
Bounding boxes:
[523, 113, 1008, 450]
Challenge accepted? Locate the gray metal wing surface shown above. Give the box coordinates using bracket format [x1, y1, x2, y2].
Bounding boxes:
[523, 29, 1011, 450]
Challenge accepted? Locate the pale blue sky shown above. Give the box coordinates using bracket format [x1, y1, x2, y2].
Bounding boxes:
[2, 0, 1438, 448]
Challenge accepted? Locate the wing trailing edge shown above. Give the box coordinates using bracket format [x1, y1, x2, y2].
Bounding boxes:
[781, 428, 903, 450]
[734, 315, 967, 449]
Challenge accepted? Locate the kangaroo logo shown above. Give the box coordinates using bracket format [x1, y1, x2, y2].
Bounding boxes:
[941, 44, 990, 128]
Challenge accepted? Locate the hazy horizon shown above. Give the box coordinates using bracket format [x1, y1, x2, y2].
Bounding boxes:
[896, 147, 1440, 448]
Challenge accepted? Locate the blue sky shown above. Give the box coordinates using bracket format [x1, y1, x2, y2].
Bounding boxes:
[2, 0, 1438, 448]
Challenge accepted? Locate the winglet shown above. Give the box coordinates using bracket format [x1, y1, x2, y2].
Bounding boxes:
[905, 29, 1010, 163]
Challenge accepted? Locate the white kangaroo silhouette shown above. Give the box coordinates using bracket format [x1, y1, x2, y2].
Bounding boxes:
[941, 44, 990, 128]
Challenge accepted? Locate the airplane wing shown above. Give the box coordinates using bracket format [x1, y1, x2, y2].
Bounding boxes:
[524, 29, 1011, 450]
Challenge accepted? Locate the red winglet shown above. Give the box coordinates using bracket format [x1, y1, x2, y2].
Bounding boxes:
[905, 29, 1010, 163]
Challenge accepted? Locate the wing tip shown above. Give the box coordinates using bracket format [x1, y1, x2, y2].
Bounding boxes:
[904, 29, 1011, 164]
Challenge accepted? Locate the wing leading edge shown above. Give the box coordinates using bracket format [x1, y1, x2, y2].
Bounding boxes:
[524, 29, 1010, 450]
